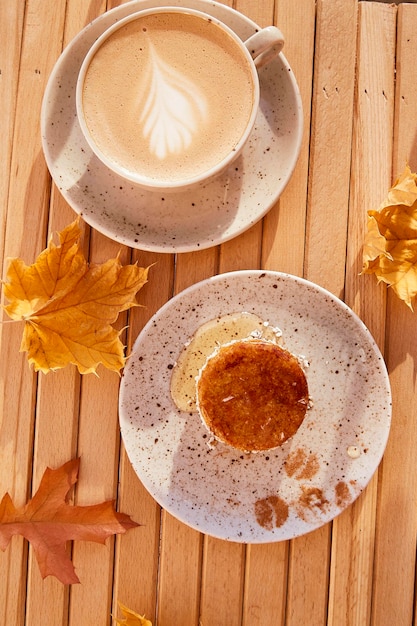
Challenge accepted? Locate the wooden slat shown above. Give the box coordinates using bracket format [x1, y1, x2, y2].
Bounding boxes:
[372, 5, 417, 625]
[287, 526, 331, 624]
[242, 543, 288, 625]
[0, 1, 26, 618]
[157, 514, 203, 625]
[175, 249, 220, 292]
[0, 2, 25, 277]
[200, 538, 246, 625]
[304, 0, 358, 298]
[217, 0, 266, 276]
[328, 4, 396, 625]
[25, 366, 81, 626]
[219, 224, 262, 271]
[262, 0, 315, 275]
[68, 232, 130, 624]
[345, 2, 394, 336]
[0, 1, 68, 624]
[113, 251, 175, 623]
[23, 2, 107, 624]
[328, 479, 379, 625]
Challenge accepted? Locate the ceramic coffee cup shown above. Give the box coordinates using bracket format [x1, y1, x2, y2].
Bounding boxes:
[76, 7, 284, 192]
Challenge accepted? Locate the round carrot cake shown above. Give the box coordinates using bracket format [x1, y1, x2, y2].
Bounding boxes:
[196, 339, 309, 452]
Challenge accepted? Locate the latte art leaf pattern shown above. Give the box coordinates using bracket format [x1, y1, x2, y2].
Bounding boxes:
[81, 12, 255, 183]
[139, 41, 208, 160]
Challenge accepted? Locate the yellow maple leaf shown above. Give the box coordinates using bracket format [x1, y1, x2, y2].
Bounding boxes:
[362, 164, 417, 309]
[2, 219, 149, 374]
[114, 602, 152, 626]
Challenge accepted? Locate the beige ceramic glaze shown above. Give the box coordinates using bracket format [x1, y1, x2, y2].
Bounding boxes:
[119, 271, 391, 542]
[41, 0, 302, 252]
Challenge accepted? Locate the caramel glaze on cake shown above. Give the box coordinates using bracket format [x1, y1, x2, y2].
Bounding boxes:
[196, 339, 309, 452]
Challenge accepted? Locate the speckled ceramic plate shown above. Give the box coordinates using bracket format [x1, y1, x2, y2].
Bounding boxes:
[41, 0, 302, 253]
[119, 271, 392, 542]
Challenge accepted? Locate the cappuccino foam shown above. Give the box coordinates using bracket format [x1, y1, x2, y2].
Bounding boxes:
[81, 12, 255, 183]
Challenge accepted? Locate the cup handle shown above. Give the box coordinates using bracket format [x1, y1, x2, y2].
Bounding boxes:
[244, 26, 284, 69]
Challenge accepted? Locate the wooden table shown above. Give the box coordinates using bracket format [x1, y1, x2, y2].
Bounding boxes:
[2, 1, 417, 624]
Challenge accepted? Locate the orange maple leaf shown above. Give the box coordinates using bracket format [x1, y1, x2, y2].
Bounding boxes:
[2, 219, 149, 374]
[0, 459, 139, 584]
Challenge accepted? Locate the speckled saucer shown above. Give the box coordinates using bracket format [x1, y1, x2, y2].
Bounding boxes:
[41, 0, 302, 253]
[119, 271, 392, 542]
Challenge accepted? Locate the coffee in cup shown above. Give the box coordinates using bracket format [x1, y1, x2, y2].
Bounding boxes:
[76, 8, 284, 192]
